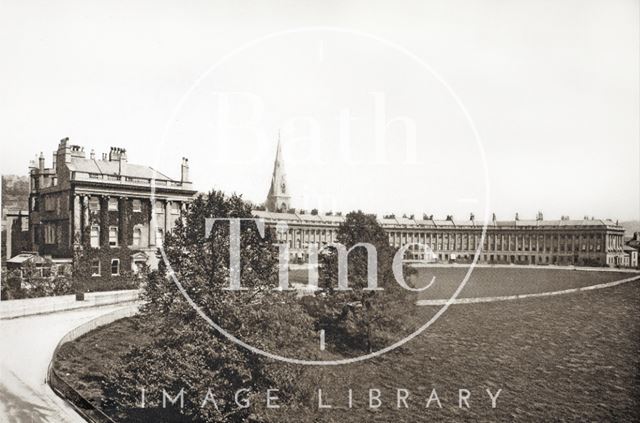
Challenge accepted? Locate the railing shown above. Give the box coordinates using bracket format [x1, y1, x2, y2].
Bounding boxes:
[73, 171, 192, 188]
[48, 370, 118, 423]
[46, 304, 140, 423]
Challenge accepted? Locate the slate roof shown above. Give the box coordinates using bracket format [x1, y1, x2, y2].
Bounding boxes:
[251, 210, 623, 230]
[67, 158, 173, 181]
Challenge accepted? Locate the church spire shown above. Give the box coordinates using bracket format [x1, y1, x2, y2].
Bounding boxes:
[265, 132, 291, 212]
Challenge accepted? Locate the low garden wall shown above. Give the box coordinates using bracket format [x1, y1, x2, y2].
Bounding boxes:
[0, 289, 140, 319]
[46, 304, 140, 423]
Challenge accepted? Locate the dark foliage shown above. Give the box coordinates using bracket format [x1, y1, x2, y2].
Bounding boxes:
[308, 211, 418, 354]
[102, 191, 320, 422]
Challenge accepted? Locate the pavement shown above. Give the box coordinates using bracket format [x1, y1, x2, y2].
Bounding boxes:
[0, 290, 140, 319]
[0, 304, 134, 423]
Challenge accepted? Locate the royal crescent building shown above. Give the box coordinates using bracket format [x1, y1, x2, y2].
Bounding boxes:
[255, 140, 628, 268]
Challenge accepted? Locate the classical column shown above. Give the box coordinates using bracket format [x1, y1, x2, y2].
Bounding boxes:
[164, 200, 171, 233]
[540, 233, 544, 255]
[120, 197, 128, 246]
[149, 199, 157, 246]
[102, 195, 109, 247]
[82, 196, 89, 242]
[180, 202, 187, 226]
[73, 194, 82, 246]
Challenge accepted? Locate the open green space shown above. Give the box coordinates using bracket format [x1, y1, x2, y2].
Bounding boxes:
[53, 268, 640, 422]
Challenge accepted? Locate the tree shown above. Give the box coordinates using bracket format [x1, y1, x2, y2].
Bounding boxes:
[104, 191, 320, 422]
[312, 211, 417, 354]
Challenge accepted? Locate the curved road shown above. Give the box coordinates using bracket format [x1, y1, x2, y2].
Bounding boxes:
[0, 305, 133, 423]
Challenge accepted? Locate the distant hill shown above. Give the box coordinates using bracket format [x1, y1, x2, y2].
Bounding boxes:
[621, 221, 640, 238]
[1, 175, 29, 217]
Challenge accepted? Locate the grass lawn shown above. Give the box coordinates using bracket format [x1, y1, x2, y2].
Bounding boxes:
[411, 267, 635, 300]
[53, 268, 640, 422]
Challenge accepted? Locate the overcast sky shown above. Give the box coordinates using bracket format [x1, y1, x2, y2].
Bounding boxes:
[1, 0, 638, 221]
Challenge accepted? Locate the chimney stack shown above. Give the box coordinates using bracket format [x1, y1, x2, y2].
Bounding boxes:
[58, 137, 72, 164]
[90, 149, 95, 160]
[181, 157, 189, 183]
[38, 152, 45, 171]
[113, 148, 126, 174]
[108, 147, 127, 162]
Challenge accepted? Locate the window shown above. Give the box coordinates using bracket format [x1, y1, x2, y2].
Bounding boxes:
[111, 259, 120, 276]
[156, 228, 164, 247]
[132, 199, 142, 212]
[108, 198, 119, 211]
[45, 196, 56, 211]
[91, 259, 101, 276]
[154, 200, 164, 213]
[90, 226, 100, 248]
[57, 264, 69, 276]
[109, 226, 118, 247]
[133, 227, 142, 247]
[44, 224, 56, 244]
[170, 202, 180, 215]
[89, 197, 100, 211]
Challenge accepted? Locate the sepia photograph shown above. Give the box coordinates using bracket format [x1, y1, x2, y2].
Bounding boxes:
[1, 1, 639, 422]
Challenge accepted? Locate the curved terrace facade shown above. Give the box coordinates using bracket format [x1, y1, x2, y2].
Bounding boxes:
[256, 141, 626, 267]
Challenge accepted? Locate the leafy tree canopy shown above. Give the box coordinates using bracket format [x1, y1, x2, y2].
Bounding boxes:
[314, 211, 418, 354]
[106, 191, 320, 422]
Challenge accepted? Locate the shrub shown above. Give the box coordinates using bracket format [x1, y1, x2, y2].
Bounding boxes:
[311, 211, 418, 354]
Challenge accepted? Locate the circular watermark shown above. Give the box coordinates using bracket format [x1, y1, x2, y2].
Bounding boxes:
[151, 26, 491, 365]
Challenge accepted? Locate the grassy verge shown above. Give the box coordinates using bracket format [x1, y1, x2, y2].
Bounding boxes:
[54, 269, 640, 422]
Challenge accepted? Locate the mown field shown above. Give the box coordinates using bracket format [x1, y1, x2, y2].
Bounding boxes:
[54, 268, 640, 422]
[410, 267, 634, 300]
